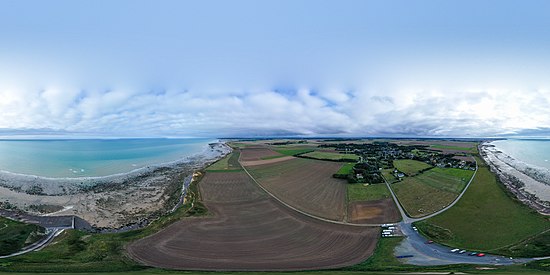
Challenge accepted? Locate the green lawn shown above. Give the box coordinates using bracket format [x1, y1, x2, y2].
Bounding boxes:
[347, 183, 391, 202]
[391, 168, 473, 217]
[0, 217, 45, 256]
[302, 151, 359, 161]
[416, 157, 550, 256]
[335, 163, 355, 175]
[205, 152, 242, 171]
[392, 159, 432, 176]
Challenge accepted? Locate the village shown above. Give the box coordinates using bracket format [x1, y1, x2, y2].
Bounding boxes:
[321, 141, 476, 184]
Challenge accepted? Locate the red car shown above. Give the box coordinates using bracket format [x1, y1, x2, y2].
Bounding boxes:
[425, 240, 434, 244]
[476, 253, 486, 257]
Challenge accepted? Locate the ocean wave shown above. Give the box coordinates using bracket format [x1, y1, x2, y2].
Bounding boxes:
[0, 141, 229, 195]
[490, 145, 550, 187]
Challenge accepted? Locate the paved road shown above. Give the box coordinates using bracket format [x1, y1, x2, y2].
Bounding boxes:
[0, 227, 69, 259]
[383, 158, 541, 265]
[0, 209, 76, 258]
[395, 222, 529, 266]
[383, 160, 478, 223]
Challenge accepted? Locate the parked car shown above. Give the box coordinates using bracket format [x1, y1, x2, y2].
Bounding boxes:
[450, 248, 460, 253]
[469, 252, 478, 256]
[459, 250, 466, 254]
[476, 253, 486, 257]
[425, 240, 434, 244]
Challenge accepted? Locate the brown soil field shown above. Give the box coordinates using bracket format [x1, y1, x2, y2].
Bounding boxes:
[240, 155, 295, 166]
[246, 158, 347, 221]
[127, 171, 378, 271]
[348, 199, 401, 224]
[239, 146, 283, 161]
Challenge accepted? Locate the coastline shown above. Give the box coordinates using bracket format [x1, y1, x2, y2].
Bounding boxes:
[0, 142, 231, 229]
[479, 141, 550, 215]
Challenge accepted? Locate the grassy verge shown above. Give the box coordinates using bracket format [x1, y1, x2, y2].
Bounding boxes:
[393, 159, 432, 176]
[347, 183, 391, 202]
[345, 237, 407, 271]
[0, 217, 45, 256]
[416, 157, 550, 256]
[0, 176, 208, 273]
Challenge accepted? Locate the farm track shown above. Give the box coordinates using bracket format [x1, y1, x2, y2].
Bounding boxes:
[127, 171, 379, 271]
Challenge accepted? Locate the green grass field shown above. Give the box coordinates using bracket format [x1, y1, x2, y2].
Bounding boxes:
[302, 151, 359, 161]
[0, 217, 45, 256]
[347, 183, 391, 202]
[416, 157, 550, 256]
[392, 159, 432, 176]
[381, 168, 398, 183]
[205, 152, 242, 171]
[272, 147, 314, 156]
[430, 144, 475, 152]
[391, 168, 473, 217]
[335, 163, 355, 175]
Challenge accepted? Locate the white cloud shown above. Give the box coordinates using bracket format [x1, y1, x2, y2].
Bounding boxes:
[0, 85, 549, 137]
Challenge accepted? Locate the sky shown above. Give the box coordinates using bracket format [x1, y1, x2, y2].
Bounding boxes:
[1, 0, 550, 138]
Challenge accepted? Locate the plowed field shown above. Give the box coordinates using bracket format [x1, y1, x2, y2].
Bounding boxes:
[348, 199, 401, 224]
[127, 171, 378, 271]
[245, 158, 347, 221]
[239, 147, 283, 161]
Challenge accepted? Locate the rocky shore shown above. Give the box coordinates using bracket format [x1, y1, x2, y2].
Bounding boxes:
[0, 142, 231, 229]
[480, 142, 550, 215]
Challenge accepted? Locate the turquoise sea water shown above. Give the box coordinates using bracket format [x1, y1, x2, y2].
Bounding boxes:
[0, 138, 213, 178]
[492, 139, 550, 170]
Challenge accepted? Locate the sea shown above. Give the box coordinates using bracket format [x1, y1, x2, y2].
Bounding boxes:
[0, 138, 214, 178]
[491, 139, 550, 170]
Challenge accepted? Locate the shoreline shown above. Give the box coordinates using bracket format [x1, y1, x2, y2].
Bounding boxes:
[479, 141, 550, 215]
[0, 142, 231, 229]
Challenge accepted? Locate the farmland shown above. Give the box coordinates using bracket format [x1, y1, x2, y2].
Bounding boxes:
[128, 170, 379, 270]
[335, 163, 355, 176]
[206, 151, 242, 171]
[271, 145, 315, 156]
[347, 199, 400, 224]
[246, 158, 347, 221]
[346, 183, 400, 224]
[347, 183, 391, 202]
[415, 157, 550, 255]
[239, 146, 283, 161]
[0, 217, 45, 256]
[302, 151, 359, 161]
[391, 168, 474, 217]
[393, 159, 432, 176]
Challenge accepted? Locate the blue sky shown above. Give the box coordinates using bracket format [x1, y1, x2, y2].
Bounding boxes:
[1, 0, 550, 137]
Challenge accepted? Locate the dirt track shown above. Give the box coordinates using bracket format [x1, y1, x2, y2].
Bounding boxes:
[348, 198, 401, 224]
[127, 171, 378, 271]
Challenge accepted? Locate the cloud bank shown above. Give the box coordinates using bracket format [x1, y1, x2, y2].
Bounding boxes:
[1, 87, 548, 137]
